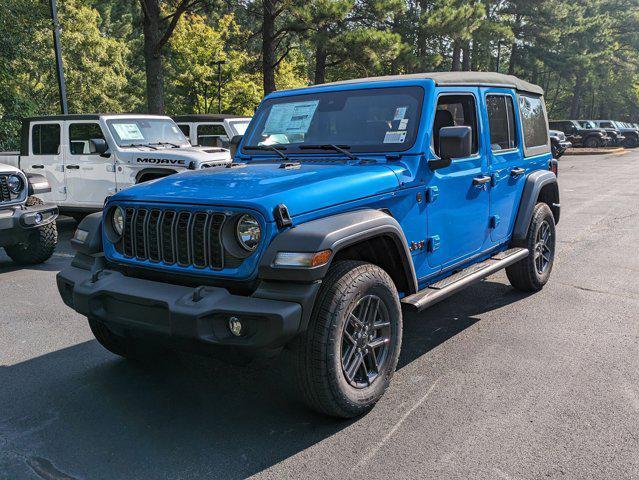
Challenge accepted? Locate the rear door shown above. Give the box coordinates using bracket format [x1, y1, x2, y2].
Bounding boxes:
[65, 121, 116, 207]
[25, 122, 66, 202]
[484, 89, 526, 242]
[426, 89, 491, 270]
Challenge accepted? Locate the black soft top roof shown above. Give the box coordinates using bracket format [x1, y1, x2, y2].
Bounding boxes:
[315, 71, 544, 95]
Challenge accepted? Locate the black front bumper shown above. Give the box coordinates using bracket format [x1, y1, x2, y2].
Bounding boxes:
[57, 264, 319, 354]
[0, 202, 58, 247]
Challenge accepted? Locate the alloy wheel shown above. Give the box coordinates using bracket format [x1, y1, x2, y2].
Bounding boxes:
[534, 220, 553, 274]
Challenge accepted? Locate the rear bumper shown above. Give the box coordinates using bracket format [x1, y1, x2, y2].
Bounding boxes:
[56, 264, 318, 354]
[0, 202, 58, 247]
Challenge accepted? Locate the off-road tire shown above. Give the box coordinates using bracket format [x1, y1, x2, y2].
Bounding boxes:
[5, 196, 57, 265]
[623, 135, 639, 148]
[506, 203, 556, 292]
[88, 317, 162, 361]
[292, 261, 402, 418]
[584, 136, 602, 148]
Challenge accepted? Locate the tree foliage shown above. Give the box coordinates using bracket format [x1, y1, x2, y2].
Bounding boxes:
[2, 0, 639, 148]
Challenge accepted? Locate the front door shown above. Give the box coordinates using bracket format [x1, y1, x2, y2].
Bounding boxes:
[483, 90, 527, 242]
[24, 122, 66, 202]
[65, 122, 116, 208]
[426, 89, 491, 271]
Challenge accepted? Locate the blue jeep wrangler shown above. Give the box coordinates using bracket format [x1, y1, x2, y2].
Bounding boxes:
[57, 72, 560, 418]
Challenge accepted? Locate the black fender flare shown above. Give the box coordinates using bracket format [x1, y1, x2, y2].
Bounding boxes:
[259, 209, 418, 293]
[512, 170, 560, 243]
[135, 168, 178, 183]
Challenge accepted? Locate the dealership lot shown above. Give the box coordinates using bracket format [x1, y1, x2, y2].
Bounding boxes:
[1, 151, 638, 479]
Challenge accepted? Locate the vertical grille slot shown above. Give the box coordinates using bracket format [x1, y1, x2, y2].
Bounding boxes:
[134, 209, 148, 260]
[0, 176, 10, 202]
[160, 211, 176, 264]
[123, 207, 135, 257]
[147, 210, 162, 262]
[191, 212, 208, 268]
[176, 212, 192, 266]
[208, 213, 225, 270]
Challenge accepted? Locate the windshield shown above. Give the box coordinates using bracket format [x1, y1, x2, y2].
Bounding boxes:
[242, 86, 424, 155]
[106, 119, 189, 147]
[229, 120, 250, 136]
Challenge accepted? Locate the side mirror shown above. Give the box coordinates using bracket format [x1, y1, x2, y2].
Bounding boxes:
[430, 126, 472, 170]
[229, 135, 243, 156]
[89, 138, 109, 156]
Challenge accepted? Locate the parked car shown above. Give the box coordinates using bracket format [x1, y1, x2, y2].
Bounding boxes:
[549, 129, 572, 158]
[173, 114, 251, 149]
[0, 114, 231, 220]
[592, 120, 639, 148]
[57, 72, 560, 418]
[0, 163, 58, 264]
[578, 120, 625, 146]
[548, 120, 610, 148]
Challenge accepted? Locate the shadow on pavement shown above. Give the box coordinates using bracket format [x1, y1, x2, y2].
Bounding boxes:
[0, 280, 530, 479]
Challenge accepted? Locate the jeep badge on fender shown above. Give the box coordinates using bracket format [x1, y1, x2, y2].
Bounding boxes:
[56, 72, 559, 418]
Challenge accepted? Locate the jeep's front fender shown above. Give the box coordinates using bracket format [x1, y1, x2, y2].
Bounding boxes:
[259, 209, 418, 293]
[512, 170, 560, 243]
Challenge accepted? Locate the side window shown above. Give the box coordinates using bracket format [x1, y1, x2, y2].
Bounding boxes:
[177, 124, 190, 137]
[486, 95, 517, 151]
[518, 94, 548, 150]
[433, 94, 478, 157]
[69, 123, 105, 155]
[197, 124, 227, 146]
[601, 122, 613, 128]
[32, 124, 61, 155]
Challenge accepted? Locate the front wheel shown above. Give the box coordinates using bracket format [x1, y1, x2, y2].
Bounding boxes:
[4, 196, 57, 265]
[292, 261, 402, 418]
[624, 136, 639, 148]
[584, 136, 602, 148]
[506, 203, 556, 292]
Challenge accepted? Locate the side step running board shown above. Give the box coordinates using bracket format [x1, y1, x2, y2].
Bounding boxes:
[401, 248, 529, 312]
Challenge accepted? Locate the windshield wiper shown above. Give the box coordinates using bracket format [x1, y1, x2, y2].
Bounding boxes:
[148, 141, 180, 148]
[299, 144, 358, 160]
[244, 145, 291, 161]
[124, 143, 157, 150]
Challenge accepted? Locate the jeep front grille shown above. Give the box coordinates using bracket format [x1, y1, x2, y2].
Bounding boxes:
[0, 175, 11, 203]
[120, 207, 226, 270]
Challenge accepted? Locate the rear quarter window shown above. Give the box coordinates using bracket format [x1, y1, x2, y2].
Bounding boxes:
[518, 94, 550, 156]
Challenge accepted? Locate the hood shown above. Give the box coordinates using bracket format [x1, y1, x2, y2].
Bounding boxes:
[113, 161, 401, 220]
[119, 145, 231, 168]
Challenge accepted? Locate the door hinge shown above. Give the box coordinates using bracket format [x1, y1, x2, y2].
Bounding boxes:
[490, 215, 500, 228]
[427, 235, 440, 252]
[426, 186, 439, 203]
[106, 164, 116, 173]
[59, 186, 67, 194]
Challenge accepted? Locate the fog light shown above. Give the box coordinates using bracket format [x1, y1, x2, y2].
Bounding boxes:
[228, 316, 243, 336]
[34, 213, 43, 224]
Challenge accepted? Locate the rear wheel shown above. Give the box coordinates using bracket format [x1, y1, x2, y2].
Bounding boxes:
[506, 203, 556, 292]
[584, 136, 602, 148]
[292, 261, 402, 418]
[623, 135, 639, 148]
[5, 196, 57, 265]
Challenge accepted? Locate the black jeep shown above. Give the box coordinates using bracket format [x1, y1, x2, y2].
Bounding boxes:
[549, 120, 609, 148]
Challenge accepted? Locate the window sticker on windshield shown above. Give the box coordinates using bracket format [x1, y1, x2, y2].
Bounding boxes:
[394, 107, 407, 121]
[112, 123, 144, 141]
[263, 100, 319, 135]
[383, 131, 407, 144]
[398, 119, 409, 130]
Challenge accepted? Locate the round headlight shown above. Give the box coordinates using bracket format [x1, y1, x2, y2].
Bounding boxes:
[236, 214, 261, 251]
[7, 175, 23, 194]
[112, 206, 125, 236]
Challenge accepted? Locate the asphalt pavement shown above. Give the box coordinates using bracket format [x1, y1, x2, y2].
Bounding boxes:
[1, 151, 638, 479]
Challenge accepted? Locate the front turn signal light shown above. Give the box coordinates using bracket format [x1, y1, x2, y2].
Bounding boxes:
[273, 249, 332, 268]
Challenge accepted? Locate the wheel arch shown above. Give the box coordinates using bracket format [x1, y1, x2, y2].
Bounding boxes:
[258, 209, 418, 295]
[512, 170, 560, 243]
[135, 168, 178, 184]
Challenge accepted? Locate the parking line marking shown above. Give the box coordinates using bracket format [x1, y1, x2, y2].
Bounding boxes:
[352, 377, 441, 469]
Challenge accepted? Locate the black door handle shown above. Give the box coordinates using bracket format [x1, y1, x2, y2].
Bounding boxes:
[472, 176, 491, 186]
[66, 165, 80, 170]
[31, 165, 44, 169]
[510, 167, 525, 177]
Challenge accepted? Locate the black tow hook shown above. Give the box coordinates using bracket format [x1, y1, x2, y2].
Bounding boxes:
[192, 286, 206, 302]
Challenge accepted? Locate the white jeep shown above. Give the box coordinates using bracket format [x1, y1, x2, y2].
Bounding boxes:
[0, 114, 231, 219]
[0, 163, 58, 264]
